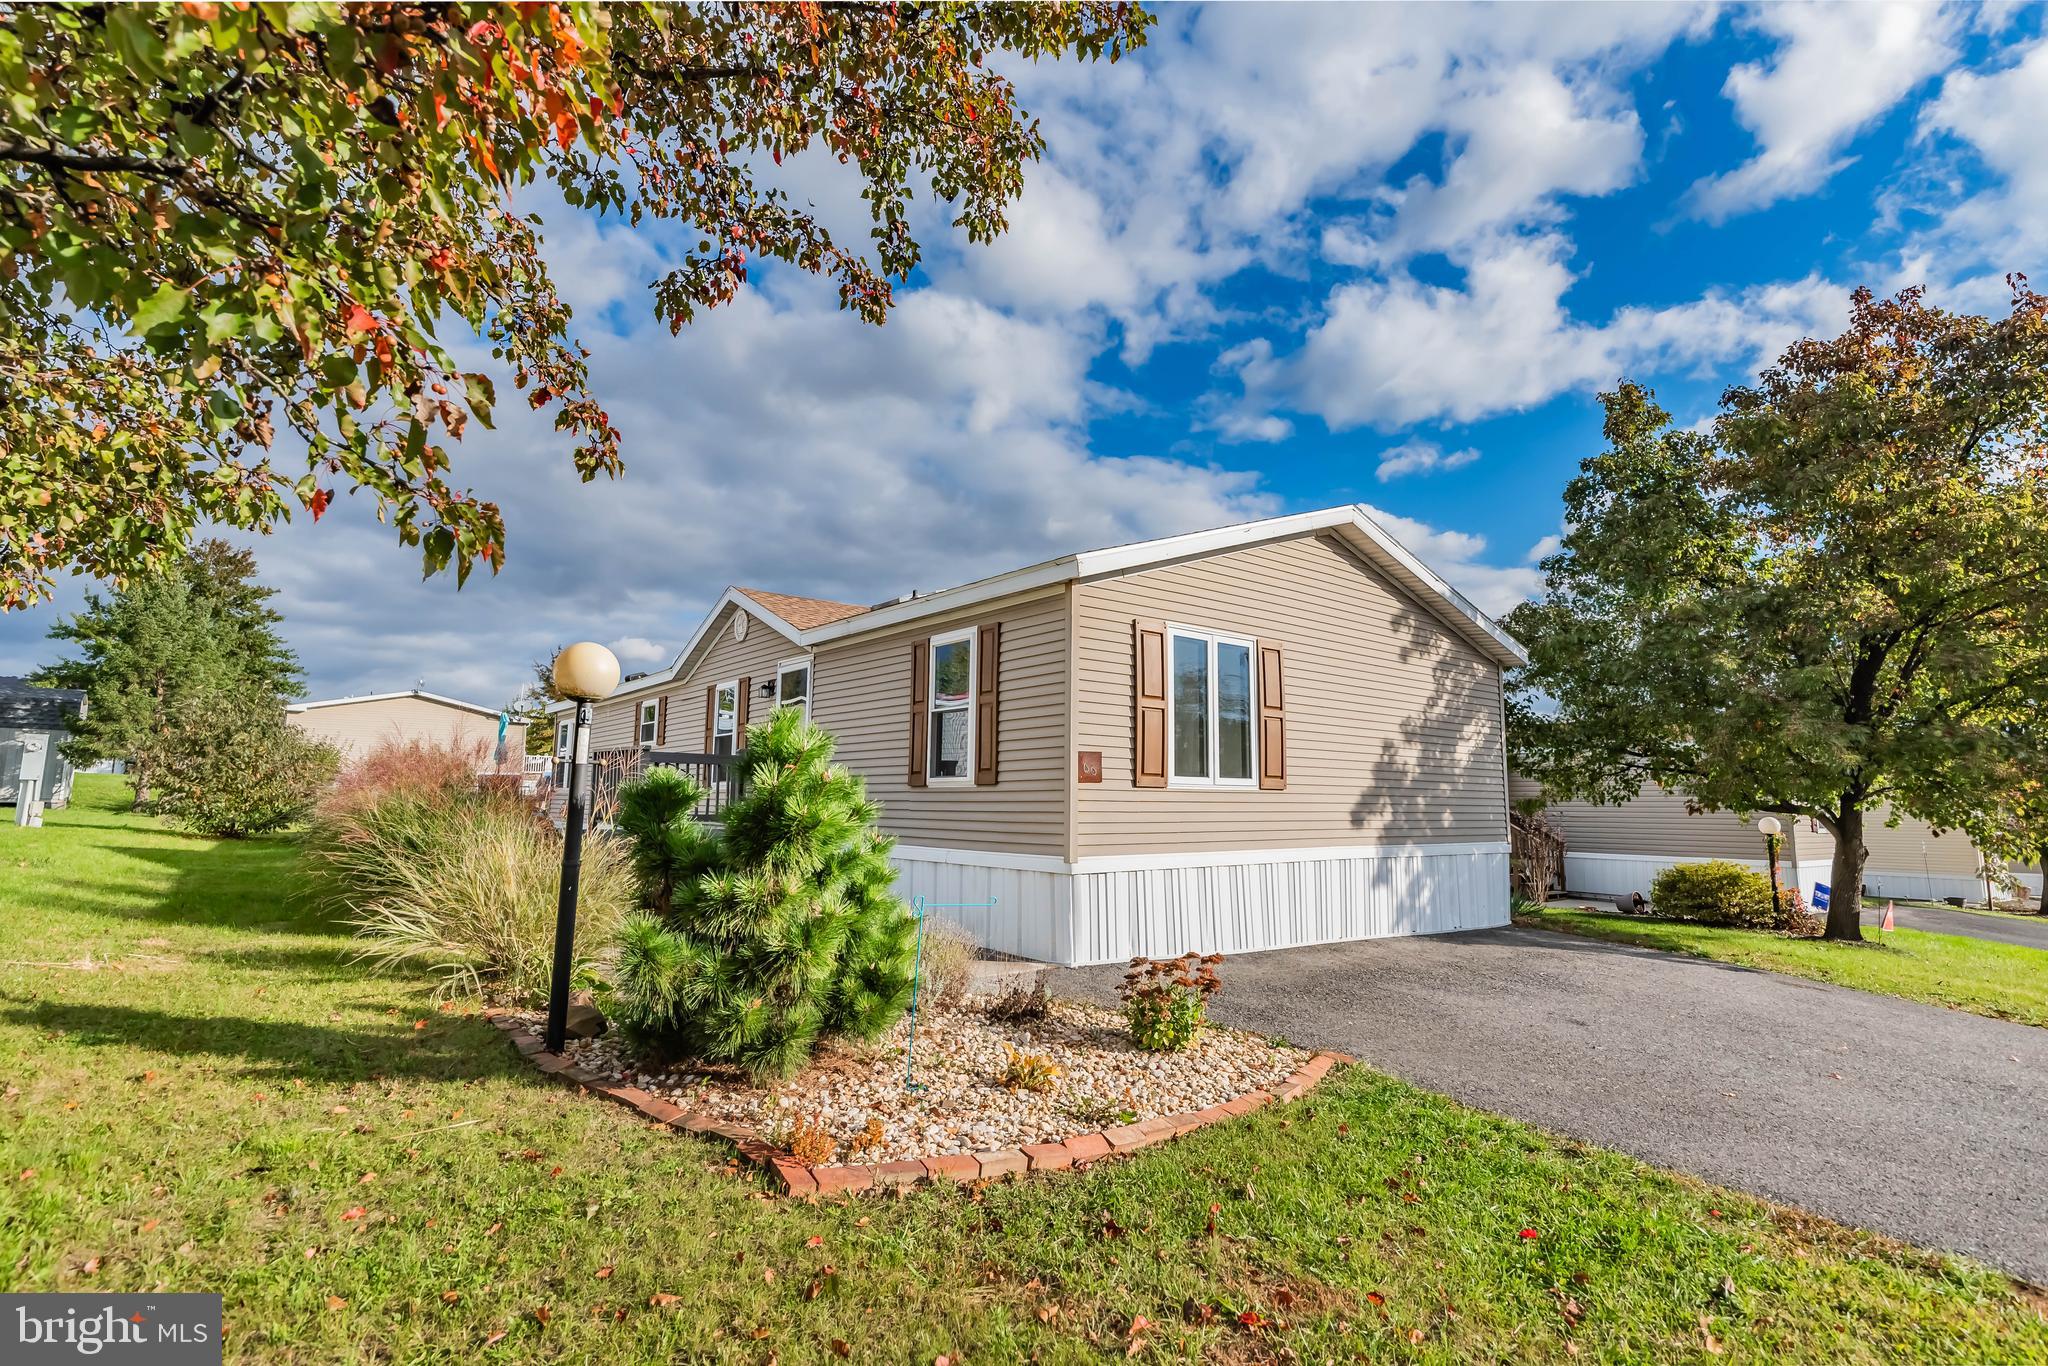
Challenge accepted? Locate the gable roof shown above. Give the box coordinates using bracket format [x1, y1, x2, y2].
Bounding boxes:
[288, 689, 511, 720]
[551, 505, 1526, 713]
[735, 588, 871, 631]
[0, 677, 87, 731]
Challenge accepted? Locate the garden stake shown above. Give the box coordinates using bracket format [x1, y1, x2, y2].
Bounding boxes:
[903, 895, 999, 1093]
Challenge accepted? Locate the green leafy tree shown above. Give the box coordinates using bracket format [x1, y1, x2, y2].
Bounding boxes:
[509, 647, 567, 756]
[143, 688, 339, 838]
[1, 1, 1150, 606]
[34, 537, 302, 805]
[609, 706, 917, 1080]
[1508, 285, 2048, 941]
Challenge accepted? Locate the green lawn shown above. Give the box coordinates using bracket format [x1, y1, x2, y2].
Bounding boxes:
[1521, 905, 2048, 1029]
[4, 777, 2044, 1363]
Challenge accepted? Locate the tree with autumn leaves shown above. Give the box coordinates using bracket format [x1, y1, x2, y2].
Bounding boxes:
[0, 2, 1149, 608]
[1508, 283, 2048, 939]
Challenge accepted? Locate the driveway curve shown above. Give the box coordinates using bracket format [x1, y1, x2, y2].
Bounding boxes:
[1866, 900, 2048, 950]
[1052, 926, 2048, 1284]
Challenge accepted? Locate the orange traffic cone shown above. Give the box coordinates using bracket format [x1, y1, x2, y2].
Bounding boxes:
[1881, 901, 1896, 932]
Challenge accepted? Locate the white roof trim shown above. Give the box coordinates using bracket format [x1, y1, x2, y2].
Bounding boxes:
[558, 507, 1526, 715]
[546, 587, 805, 714]
[289, 690, 513, 719]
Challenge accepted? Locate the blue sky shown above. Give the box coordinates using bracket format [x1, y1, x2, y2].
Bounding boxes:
[10, 2, 2048, 702]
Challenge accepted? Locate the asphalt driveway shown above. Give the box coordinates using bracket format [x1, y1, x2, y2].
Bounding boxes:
[1052, 926, 2048, 1284]
[1868, 900, 2048, 950]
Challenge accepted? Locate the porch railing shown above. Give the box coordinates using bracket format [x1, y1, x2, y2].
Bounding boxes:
[578, 747, 749, 825]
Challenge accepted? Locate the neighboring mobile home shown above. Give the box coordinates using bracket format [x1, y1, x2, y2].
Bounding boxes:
[554, 506, 1525, 966]
[289, 689, 526, 769]
[1514, 779, 2042, 905]
[0, 676, 86, 811]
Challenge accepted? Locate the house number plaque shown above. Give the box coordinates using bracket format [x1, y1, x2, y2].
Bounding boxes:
[1077, 750, 1102, 783]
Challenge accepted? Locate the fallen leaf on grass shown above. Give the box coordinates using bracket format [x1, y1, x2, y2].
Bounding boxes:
[648, 1293, 681, 1308]
[413, 1020, 427, 1031]
[139, 1219, 159, 1234]
[80, 1256, 100, 1275]
[595, 1266, 614, 1279]
[806, 1235, 824, 1248]
[358, 1173, 376, 1185]
[483, 1331, 507, 1347]
[325, 1296, 347, 1311]
[1698, 1314, 1723, 1354]
[1518, 1228, 1538, 1239]
[533, 1306, 551, 1326]
[441, 1291, 460, 1303]
[340, 1207, 366, 1222]
[486, 1222, 503, 1236]
[829, 1341, 850, 1358]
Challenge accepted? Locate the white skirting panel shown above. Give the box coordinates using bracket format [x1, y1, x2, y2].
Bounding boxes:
[893, 842, 1511, 967]
[1566, 852, 2036, 906]
[887, 851, 1072, 964]
[1861, 868, 2043, 902]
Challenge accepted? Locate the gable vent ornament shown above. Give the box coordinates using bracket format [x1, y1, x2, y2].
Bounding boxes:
[733, 610, 750, 642]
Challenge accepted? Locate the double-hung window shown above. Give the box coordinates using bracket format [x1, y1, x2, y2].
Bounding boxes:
[926, 627, 975, 782]
[711, 680, 738, 755]
[1167, 627, 1256, 786]
[775, 658, 811, 719]
[637, 699, 659, 746]
[555, 718, 573, 762]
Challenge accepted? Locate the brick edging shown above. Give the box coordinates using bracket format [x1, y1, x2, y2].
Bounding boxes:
[481, 1009, 1348, 1197]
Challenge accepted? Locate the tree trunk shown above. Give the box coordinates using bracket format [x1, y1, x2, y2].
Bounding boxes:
[1824, 804, 1866, 941]
[129, 758, 149, 810]
[2038, 844, 2048, 912]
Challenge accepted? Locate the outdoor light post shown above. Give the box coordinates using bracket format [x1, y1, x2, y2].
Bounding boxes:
[545, 642, 620, 1055]
[1758, 816, 1784, 914]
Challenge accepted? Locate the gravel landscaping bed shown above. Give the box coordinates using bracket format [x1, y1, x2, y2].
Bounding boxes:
[528, 995, 1309, 1164]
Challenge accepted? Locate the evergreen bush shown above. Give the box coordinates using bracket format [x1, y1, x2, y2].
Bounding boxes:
[144, 691, 338, 837]
[606, 708, 919, 1080]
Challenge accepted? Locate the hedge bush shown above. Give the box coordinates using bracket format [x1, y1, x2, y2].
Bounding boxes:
[1649, 860, 1817, 934]
[143, 692, 339, 837]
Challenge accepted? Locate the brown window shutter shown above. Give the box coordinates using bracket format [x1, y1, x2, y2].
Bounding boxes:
[656, 695, 669, 747]
[735, 676, 751, 740]
[907, 639, 930, 788]
[703, 685, 716, 751]
[974, 622, 1001, 785]
[1257, 640, 1286, 791]
[1133, 620, 1168, 788]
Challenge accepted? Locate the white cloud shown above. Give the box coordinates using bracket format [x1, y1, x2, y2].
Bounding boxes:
[1686, 3, 1961, 222]
[609, 636, 669, 666]
[1220, 234, 1848, 433]
[1525, 534, 1563, 564]
[1375, 439, 1481, 482]
[1916, 35, 2048, 273]
[1359, 505, 1544, 617]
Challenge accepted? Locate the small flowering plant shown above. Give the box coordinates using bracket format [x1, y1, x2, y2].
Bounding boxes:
[1119, 952, 1224, 1052]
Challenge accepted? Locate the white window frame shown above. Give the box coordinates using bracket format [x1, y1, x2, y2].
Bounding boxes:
[637, 699, 659, 746]
[1165, 624, 1258, 789]
[555, 718, 573, 761]
[711, 678, 739, 754]
[774, 655, 812, 720]
[925, 626, 977, 786]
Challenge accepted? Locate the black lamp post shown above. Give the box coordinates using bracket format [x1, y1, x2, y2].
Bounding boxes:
[545, 642, 620, 1055]
[1758, 816, 1784, 914]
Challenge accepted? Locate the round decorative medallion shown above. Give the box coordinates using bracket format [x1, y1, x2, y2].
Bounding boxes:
[732, 610, 750, 641]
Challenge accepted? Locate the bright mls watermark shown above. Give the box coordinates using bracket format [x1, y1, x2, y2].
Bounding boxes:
[3, 1295, 221, 1364]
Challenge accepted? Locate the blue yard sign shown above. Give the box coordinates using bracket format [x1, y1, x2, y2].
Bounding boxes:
[1812, 882, 1831, 912]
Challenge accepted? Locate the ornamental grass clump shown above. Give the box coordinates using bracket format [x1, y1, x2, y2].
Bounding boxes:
[1120, 952, 1223, 1052]
[605, 707, 919, 1081]
[300, 738, 631, 1003]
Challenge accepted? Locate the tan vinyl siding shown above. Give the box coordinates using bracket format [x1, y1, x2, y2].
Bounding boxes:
[588, 603, 804, 750]
[1519, 779, 1990, 875]
[291, 696, 523, 767]
[1073, 533, 1506, 854]
[1863, 809, 1985, 876]
[1525, 784, 1769, 861]
[811, 588, 1069, 856]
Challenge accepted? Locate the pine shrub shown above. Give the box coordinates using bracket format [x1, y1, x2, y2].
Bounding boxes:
[144, 691, 339, 837]
[605, 708, 919, 1080]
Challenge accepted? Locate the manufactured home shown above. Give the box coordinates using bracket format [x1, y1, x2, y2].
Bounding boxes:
[289, 689, 526, 769]
[553, 506, 1526, 966]
[1514, 779, 2042, 905]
